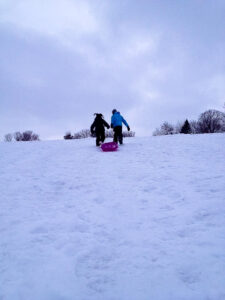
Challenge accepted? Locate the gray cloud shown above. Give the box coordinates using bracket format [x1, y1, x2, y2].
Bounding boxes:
[0, 0, 225, 139]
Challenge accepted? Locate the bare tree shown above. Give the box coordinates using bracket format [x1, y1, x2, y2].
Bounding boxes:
[105, 129, 114, 138]
[30, 133, 39, 141]
[80, 129, 91, 138]
[198, 109, 225, 133]
[73, 129, 91, 139]
[13, 131, 39, 141]
[21, 131, 34, 141]
[122, 130, 135, 137]
[153, 121, 174, 136]
[189, 120, 201, 134]
[70, 128, 135, 140]
[174, 121, 183, 134]
[4, 133, 13, 142]
[162, 122, 174, 135]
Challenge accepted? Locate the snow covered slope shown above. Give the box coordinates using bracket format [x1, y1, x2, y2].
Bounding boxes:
[0, 134, 225, 300]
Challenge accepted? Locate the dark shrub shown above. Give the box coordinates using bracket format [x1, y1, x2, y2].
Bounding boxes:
[64, 132, 73, 140]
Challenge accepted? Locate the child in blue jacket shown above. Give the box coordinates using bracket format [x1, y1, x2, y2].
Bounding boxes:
[111, 109, 130, 144]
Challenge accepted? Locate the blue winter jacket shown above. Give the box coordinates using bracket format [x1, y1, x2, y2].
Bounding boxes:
[111, 112, 129, 128]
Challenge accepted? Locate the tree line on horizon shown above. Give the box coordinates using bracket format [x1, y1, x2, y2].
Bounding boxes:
[4, 131, 40, 142]
[64, 129, 135, 140]
[3, 128, 135, 142]
[153, 109, 225, 136]
[3, 109, 225, 142]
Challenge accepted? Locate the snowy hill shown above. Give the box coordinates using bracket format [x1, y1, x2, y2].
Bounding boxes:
[1, 134, 225, 300]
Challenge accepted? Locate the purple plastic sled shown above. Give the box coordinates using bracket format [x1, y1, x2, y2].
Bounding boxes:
[101, 142, 118, 152]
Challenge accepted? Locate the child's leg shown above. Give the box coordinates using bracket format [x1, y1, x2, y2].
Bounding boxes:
[101, 131, 106, 143]
[96, 133, 101, 146]
[118, 126, 123, 144]
[114, 126, 122, 144]
[113, 128, 118, 143]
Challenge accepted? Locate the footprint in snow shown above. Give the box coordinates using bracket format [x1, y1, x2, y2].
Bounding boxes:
[75, 248, 116, 293]
[30, 226, 48, 234]
[70, 223, 90, 233]
[92, 196, 105, 204]
[178, 267, 201, 285]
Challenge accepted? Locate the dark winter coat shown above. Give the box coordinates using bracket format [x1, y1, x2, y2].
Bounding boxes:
[90, 114, 110, 134]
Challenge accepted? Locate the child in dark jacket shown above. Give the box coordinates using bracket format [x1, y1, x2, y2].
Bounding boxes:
[90, 113, 110, 146]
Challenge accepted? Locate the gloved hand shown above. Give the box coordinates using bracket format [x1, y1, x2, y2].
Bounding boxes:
[127, 126, 130, 131]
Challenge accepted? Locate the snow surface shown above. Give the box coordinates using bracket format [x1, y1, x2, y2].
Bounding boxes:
[0, 134, 225, 300]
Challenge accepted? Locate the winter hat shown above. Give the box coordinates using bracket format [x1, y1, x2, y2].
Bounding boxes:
[112, 109, 117, 114]
[94, 113, 103, 118]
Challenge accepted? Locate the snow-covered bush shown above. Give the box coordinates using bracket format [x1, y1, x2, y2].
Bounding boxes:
[189, 120, 201, 134]
[66, 129, 135, 140]
[105, 130, 135, 138]
[30, 133, 39, 141]
[173, 121, 183, 134]
[105, 130, 114, 138]
[13, 131, 39, 141]
[123, 130, 135, 137]
[21, 131, 39, 141]
[73, 129, 91, 139]
[14, 131, 23, 141]
[4, 133, 13, 142]
[153, 122, 174, 136]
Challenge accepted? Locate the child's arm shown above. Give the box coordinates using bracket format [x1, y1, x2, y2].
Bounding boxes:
[122, 116, 129, 127]
[90, 121, 96, 134]
[111, 115, 114, 128]
[103, 119, 110, 129]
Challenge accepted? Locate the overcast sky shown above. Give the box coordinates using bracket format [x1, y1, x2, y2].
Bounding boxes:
[0, 0, 225, 139]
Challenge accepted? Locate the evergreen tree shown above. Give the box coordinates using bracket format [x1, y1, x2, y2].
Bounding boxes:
[180, 119, 191, 134]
